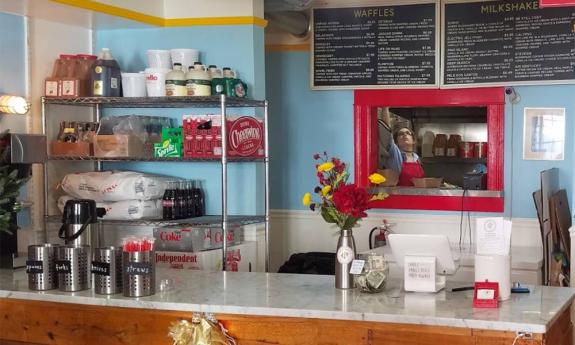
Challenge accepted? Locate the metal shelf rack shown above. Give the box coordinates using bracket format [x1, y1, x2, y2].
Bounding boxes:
[48, 155, 265, 163]
[45, 214, 265, 228]
[41, 94, 270, 272]
[43, 96, 265, 108]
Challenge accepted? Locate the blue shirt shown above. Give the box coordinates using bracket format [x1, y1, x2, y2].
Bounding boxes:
[378, 119, 420, 173]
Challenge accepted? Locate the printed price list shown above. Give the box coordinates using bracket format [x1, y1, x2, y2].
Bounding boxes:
[444, 0, 575, 85]
[313, 3, 437, 87]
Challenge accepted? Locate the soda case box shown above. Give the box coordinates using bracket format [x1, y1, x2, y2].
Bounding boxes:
[183, 114, 264, 159]
[155, 241, 257, 272]
[153, 225, 242, 252]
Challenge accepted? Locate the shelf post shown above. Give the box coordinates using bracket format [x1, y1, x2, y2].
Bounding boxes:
[220, 94, 228, 271]
[264, 100, 270, 273]
[41, 97, 48, 239]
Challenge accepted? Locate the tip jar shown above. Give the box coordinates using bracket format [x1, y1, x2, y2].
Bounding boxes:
[354, 252, 389, 293]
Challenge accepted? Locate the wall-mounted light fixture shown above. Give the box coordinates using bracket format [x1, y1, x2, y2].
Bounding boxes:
[0, 95, 30, 115]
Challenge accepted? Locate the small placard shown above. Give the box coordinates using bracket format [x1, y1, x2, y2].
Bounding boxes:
[91, 261, 111, 276]
[55, 260, 71, 274]
[125, 262, 152, 275]
[404, 256, 437, 292]
[349, 259, 365, 275]
[26, 260, 44, 274]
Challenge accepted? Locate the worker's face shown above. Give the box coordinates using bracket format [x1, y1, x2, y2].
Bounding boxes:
[397, 129, 414, 152]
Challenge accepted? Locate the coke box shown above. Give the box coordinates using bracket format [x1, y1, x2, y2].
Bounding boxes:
[155, 241, 257, 272]
[183, 114, 264, 159]
[153, 225, 241, 252]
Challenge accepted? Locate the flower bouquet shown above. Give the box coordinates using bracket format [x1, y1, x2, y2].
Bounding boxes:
[302, 152, 387, 288]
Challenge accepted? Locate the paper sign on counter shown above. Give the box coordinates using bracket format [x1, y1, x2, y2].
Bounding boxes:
[475, 217, 511, 256]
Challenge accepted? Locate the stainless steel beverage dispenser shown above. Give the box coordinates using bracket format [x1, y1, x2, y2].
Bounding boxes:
[58, 199, 100, 247]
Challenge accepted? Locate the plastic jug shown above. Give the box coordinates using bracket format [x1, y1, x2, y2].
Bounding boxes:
[165, 63, 187, 96]
[185, 62, 211, 96]
[91, 48, 122, 97]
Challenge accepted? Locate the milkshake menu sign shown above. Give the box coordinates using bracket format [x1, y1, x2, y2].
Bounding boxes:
[442, 0, 575, 86]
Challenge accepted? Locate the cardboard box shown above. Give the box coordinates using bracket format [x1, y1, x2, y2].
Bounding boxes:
[183, 115, 264, 159]
[412, 177, 443, 188]
[153, 225, 242, 252]
[155, 241, 256, 272]
[50, 141, 91, 156]
[93, 135, 145, 158]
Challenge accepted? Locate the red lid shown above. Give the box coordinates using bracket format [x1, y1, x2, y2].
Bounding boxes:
[76, 54, 97, 60]
[59, 54, 77, 59]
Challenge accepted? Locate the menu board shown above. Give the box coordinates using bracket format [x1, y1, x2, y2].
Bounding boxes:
[312, 3, 438, 89]
[443, 0, 575, 86]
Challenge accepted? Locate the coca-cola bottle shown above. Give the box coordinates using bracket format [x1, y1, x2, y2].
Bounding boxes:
[194, 180, 206, 216]
[173, 181, 182, 219]
[177, 180, 187, 219]
[186, 180, 196, 218]
[162, 181, 175, 220]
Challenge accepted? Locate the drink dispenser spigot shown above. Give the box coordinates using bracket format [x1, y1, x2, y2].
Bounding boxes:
[59, 199, 105, 247]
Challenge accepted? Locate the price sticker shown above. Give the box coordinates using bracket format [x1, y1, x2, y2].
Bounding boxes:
[349, 259, 365, 275]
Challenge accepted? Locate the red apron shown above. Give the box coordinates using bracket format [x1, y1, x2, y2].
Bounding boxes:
[398, 161, 425, 186]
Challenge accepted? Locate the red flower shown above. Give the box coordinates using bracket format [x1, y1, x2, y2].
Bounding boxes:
[331, 157, 346, 174]
[332, 184, 370, 218]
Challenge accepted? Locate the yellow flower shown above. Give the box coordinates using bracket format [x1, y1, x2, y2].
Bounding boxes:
[368, 173, 386, 185]
[302, 193, 311, 206]
[317, 162, 335, 172]
[321, 185, 331, 196]
[370, 192, 389, 201]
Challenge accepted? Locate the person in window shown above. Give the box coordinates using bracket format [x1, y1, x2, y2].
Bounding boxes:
[378, 108, 424, 186]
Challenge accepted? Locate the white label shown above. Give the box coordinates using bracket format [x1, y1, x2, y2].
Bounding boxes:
[111, 77, 118, 89]
[62, 80, 76, 96]
[477, 289, 495, 300]
[337, 246, 354, 265]
[45, 81, 59, 96]
[349, 259, 365, 275]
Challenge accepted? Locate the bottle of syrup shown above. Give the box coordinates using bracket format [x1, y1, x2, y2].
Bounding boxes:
[91, 48, 122, 97]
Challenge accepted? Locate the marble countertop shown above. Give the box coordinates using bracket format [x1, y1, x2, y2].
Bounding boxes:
[1, 269, 573, 334]
[369, 245, 543, 270]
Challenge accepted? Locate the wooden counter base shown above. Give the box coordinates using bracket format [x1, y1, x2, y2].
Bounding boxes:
[0, 298, 571, 345]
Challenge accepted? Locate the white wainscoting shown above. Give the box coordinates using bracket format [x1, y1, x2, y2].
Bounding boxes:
[269, 210, 542, 273]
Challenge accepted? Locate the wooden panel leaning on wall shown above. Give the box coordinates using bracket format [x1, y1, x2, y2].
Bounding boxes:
[0, 299, 570, 345]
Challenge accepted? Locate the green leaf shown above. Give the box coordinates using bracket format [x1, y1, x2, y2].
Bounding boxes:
[321, 207, 337, 224]
[342, 216, 358, 230]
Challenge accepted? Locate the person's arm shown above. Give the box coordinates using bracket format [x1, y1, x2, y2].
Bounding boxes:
[385, 140, 403, 173]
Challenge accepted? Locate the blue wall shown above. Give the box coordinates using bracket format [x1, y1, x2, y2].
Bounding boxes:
[0, 13, 26, 96]
[0, 13, 30, 227]
[266, 50, 575, 218]
[95, 26, 265, 215]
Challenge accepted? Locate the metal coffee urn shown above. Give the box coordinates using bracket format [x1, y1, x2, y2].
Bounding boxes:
[59, 199, 100, 247]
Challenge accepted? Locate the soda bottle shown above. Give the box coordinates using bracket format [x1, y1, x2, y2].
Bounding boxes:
[194, 180, 206, 216]
[186, 180, 196, 218]
[177, 180, 187, 219]
[162, 181, 174, 220]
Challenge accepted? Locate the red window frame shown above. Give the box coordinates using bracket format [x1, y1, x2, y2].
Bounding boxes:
[354, 87, 505, 212]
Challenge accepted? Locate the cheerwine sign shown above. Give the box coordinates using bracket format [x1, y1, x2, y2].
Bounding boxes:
[228, 116, 263, 156]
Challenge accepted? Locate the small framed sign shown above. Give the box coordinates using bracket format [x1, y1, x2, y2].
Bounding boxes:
[523, 108, 565, 161]
[473, 281, 499, 308]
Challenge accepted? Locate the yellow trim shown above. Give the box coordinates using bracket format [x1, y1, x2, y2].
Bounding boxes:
[165, 16, 268, 28]
[51, 0, 268, 28]
[52, 0, 165, 26]
[266, 44, 310, 52]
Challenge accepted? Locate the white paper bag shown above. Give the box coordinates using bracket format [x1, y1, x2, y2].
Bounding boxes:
[60, 171, 170, 201]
